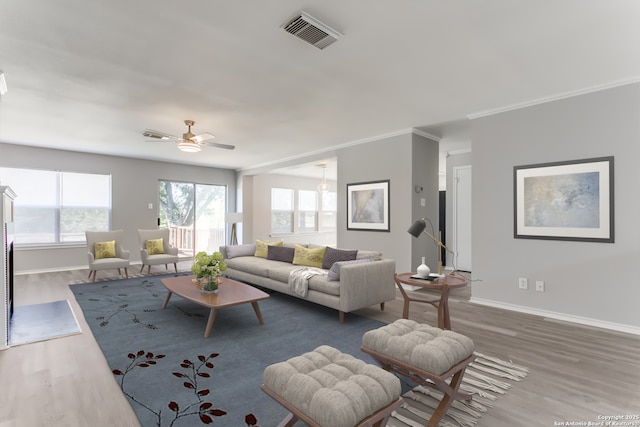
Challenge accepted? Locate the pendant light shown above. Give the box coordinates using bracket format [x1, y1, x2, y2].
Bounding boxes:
[317, 164, 330, 193]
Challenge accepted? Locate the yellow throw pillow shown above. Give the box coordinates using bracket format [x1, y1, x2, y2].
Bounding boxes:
[146, 238, 164, 255]
[292, 244, 326, 268]
[95, 240, 116, 259]
[254, 239, 283, 258]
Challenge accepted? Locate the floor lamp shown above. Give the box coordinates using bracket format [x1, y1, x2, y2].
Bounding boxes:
[225, 212, 243, 245]
[407, 218, 454, 275]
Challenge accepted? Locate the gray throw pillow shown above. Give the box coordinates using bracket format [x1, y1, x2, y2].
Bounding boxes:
[267, 245, 295, 263]
[322, 246, 358, 270]
[225, 244, 256, 259]
[327, 258, 373, 281]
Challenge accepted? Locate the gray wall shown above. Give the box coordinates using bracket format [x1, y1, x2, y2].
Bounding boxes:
[1, 143, 236, 272]
[471, 82, 640, 332]
[336, 132, 439, 273]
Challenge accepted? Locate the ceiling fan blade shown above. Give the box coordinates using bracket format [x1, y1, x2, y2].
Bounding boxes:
[143, 129, 178, 140]
[205, 141, 235, 150]
[191, 132, 216, 143]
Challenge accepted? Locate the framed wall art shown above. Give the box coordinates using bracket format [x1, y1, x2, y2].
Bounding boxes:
[347, 180, 390, 231]
[514, 156, 614, 243]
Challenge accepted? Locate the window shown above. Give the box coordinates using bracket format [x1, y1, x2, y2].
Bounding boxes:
[271, 188, 336, 235]
[0, 167, 111, 245]
[158, 180, 227, 255]
[271, 188, 294, 233]
[320, 190, 337, 231]
[298, 190, 318, 232]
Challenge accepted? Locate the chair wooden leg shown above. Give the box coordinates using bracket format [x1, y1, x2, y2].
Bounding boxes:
[140, 264, 145, 274]
[380, 302, 385, 311]
[147, 265, 151, 274]
[173, 263, 177, 273]
[339, 311, 345, 323]
[124, 268, 128, 278]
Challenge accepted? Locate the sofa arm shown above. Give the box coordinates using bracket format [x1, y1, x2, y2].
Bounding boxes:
[338, 259, 396, 312]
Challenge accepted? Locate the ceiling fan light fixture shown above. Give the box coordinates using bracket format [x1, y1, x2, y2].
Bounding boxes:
[177, 140, 202, 153]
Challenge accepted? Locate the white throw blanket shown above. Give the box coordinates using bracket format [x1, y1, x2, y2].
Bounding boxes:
[288, 267, 327, 297]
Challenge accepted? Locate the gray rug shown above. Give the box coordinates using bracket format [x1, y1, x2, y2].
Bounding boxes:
[9, 299, 82, 346]
[70, 273, 388, 427]
[70, 274, 528, 427]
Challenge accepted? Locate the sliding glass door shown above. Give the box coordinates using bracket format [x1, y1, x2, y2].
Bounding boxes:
[158, 180, 226, 257]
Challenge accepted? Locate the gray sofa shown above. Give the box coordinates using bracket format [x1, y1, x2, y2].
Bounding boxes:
[219, 243, 396, 322]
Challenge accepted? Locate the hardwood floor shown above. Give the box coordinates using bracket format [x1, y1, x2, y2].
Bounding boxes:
[2, 265, 639, 426]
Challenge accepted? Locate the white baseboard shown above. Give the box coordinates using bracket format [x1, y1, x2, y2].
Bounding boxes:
[469, 297, 640, 336]
[16, 262, 144, 276]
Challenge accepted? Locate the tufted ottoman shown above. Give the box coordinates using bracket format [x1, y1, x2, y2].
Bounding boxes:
[261, 345, 404, 427]
[361, 319, 476, 427]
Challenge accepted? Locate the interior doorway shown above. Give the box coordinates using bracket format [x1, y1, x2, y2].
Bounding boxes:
[452, 165, 472, 272]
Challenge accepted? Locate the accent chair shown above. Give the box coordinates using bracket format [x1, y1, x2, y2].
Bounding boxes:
[138, 228, 179, 275]
[85, 229, 130, 282]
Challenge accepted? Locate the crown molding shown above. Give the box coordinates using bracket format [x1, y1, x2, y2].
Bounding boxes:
[239, 128, 423, 174]
[468, 76, 640, 120]
[411, 128, 441, 142]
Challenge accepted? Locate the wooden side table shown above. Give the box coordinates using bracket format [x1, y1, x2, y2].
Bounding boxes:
[394, 272, 468, 330]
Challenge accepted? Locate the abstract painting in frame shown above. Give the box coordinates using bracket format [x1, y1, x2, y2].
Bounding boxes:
[347, 180, 390, 231]
[514, 156, 614, 242]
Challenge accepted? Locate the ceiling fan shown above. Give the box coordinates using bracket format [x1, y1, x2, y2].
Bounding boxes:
[143, 120, 235, 153]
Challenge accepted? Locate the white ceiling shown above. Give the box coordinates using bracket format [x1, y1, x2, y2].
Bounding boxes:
[1, 1, 639, 179]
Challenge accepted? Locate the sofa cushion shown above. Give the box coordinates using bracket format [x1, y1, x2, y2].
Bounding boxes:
[267, 245, 295, 263]
[292, 245, 326, 268]
[356, 250, 382, 261]
[255, 239, 283, 258]
[226, 243, 256, 259]
[322, 246, 358, 270]
[268, 264, 303, 282]
[225, 256, 278, 277]
[308, 274, 340, 296]
[327, 259, 374, 281]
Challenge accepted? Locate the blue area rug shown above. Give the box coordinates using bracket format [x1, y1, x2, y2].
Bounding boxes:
[9, 299, 81, 346]
[70, 273, 387, 427]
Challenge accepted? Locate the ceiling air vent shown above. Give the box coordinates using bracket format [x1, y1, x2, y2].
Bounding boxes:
[282, 11, 342, 50]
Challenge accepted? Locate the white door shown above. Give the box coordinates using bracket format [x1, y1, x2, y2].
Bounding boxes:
[452, 165, 472, 272]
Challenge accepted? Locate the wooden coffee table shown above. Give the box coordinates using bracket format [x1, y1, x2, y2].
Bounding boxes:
[160, 275, 270, 338]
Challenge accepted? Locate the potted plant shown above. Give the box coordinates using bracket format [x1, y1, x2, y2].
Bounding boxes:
[191, 251, 227, 292]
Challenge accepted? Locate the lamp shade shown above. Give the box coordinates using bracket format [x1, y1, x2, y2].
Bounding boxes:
[407, 219, 427, 237]
[225, 212, 243, 223]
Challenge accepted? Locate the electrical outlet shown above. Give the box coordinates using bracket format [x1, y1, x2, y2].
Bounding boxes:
[536, 281, 545, 292]
[518, 277, 528, 290]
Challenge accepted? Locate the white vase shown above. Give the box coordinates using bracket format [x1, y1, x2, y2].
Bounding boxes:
[416, 257, 430, 278]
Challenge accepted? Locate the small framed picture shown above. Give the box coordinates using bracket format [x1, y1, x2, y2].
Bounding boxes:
[347, 180, 390, 232]
[514, 157, 614, 242]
